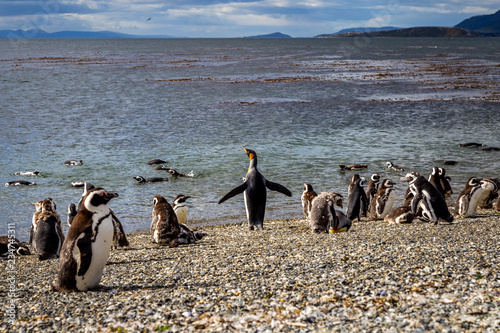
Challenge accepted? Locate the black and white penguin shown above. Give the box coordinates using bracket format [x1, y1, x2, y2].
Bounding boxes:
[308, 192, 339, 233]
[454, 177, 483, 217]
[365, 173, 381, 211]
[69, 182, 128, 248]
[301, 183, 318, 219]
[0, 236, 30, 259]
[71, 181, 85, 187]
[218, 147, 292, 230]
[147, 159, 168, 165]
[339, 164, 368, 171]
[346, 176, 368, 222]
[428, 166, 445, 197]
[29, 200, 43, 250]
[33, 198, 64, 260]
[477, 178, 499, 209]
[403, 172, 453, 224]
[178, 224, 207, 245]
[173, 194, 191, 225]
[369, 179, 396, 220]
[64, 160, 83, 165]
[5, 180, 36, 186]
[165, 168, 194, 178]
[459, 142, 482, 148]
[438, 168, 453, 197]
[133, 176, 169, 183]
[480, 146, 500, 151]
[383, 206, 414, 224]
[331, 210, 352, 233]
[151, 195, 180, 247]
[53, 187, 118, 292]
[14, 171, 40, 176]
[386, 161, 404, 172]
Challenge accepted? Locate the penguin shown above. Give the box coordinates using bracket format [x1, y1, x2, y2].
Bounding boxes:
[178, 224, 207, 245]
[151, 195, 180, 247]
[147, 159, 168, 165]
[5, 180, 36, 186]
[331, 210, 352, 233]
[369, 179, 396, 220]
[454, 177, 484, 217]
[365, 173, 381, 212]
[444, 161, 458, 165]
[133, 176, 169, 183]
[165, 168, 194, 178]
[71, 181, 85, 187]
[477, 178, 499, 209]
[69, 182, 128, 248]
[386, 161, 404, 172]
[29, 200, 44, 250]
[301, 183, 318, 219]
[308, 192, 339, 233]
[14, 171, 40, 176]
[339, 164, 368, 171]
[53, 187, 118, 292]
[480, 146, 500, 151]
[33, 198, 65, 260]
[173, 194, 191, 225]
[346, 176, 368, 222]
[438, 168, 453, 197]
[383, 206, 414, 224]
[459, 142, 482, 148]
[428, 166, 445, 197]
[0, 236, 30, 259]
[64, 160, 83, 165]
[218, 147, 292, 230]
[403, 172, 453, 224]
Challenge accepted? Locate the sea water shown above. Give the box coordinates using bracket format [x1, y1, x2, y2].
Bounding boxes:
[1, 37, 499, 240]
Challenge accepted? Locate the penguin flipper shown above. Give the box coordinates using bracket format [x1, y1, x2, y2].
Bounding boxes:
[410, 193, 422, 215]
[265, 180, 292, 197]
[76, 235, 92, 276]
[218, 183, 248, 204]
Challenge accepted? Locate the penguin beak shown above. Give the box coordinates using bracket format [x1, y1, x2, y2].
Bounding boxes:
[103, 192, 119, 201]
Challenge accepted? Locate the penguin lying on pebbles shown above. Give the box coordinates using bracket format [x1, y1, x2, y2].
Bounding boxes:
[0, 236, 30, 259]
[53, 187, 119, 292]
[384, 206, 414, 224]
[218, 147, 292, 230]
[309, 192, 350, 233]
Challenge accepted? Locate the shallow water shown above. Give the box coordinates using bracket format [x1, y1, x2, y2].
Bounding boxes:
[1, 37, 499, 241]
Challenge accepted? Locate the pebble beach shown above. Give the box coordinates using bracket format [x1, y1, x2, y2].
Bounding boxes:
[2, 210, 499, 332]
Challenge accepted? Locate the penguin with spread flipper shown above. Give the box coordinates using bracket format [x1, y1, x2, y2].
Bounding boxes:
[218, 147, 292, 230]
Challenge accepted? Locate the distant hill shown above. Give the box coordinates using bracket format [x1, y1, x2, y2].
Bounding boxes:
[244, 32, 292, 38]
[0, 29, 174, 38]
[316, 26, 401, 38]
[318, 26, 479, 38]
[455, 9, 500, 34]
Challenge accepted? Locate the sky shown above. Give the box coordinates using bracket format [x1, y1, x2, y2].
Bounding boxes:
[0, 0, 498, 37]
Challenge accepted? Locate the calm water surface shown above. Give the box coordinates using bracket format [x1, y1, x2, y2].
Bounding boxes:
[1, 38, 499, 240]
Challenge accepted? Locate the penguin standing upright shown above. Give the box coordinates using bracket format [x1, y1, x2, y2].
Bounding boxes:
[53, 188, 118, 292]
[365, 173, 381, 212]
[346, 175, 368, 222]
[218, 147, 292, 230]
[454, 177, 483, 217]
[478, 178, 499, 209]
[438, 168, 453, 197]
[151, 195, 180, 247]
[29, 200, 43, 250]
[428, 167, 445, 197]
[403, 173, 453, 224]
[301, 183, 318, 219]
[173, 195, 191, 225]
[33, 198, 64, 260]
[369, 179, 396, 220]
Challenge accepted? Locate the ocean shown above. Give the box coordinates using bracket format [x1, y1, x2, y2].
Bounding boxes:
[1, 37, 499, 241]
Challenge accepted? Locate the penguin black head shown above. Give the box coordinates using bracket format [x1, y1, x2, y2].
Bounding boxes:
[467, 177, 481, 187]
[134, 176, 146, 183]
[241, 146, 257, 161]
[153, 195, 168, 206]
[41, 198, 57, 212]
[381, 179, 395, 188]
[83, 188, 118, 211]
[402, 172, 420, 183]
[174, 194, 190, 205]
[303, 183, 314, 192]
[371, 174, 381, 183]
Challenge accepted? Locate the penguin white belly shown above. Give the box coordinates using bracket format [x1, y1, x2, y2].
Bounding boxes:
[419, 192, 437, 222]
[175, 206, 188, 224]
[461, 190, 483, 217]
[380, 191, 395, 218]
[75, 214, 114, 291]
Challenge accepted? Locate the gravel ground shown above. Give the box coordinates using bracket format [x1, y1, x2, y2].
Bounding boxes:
[1, 210, 499, 332]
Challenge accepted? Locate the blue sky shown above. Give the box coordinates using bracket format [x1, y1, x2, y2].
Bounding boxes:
[0, 0, 498, 37]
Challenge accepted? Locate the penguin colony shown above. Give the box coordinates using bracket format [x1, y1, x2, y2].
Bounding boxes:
[3, 144, 500, 291]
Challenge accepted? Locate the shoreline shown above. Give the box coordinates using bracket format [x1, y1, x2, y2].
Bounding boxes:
[2, 211, 499, 332]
